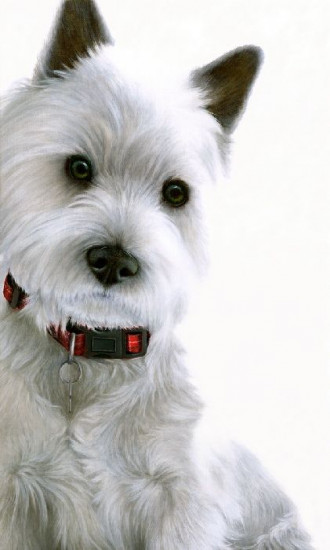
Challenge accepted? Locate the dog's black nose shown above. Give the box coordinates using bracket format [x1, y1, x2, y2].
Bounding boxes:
[86, 246, 139, 286]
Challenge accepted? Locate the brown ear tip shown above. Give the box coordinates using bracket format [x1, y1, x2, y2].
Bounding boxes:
[62, 0, 96, 7]
[246, 45, 264, 65]
[232, 45, 264, 71]
[243, 45, 264, 59]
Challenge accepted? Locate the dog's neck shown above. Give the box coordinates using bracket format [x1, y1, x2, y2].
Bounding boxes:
[1, 272, 201, 416]
[3, 273, 150, 361]
[0, 293, 201, 420]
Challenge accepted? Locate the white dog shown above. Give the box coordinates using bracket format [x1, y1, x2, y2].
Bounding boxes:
[0, 1, 314, 548]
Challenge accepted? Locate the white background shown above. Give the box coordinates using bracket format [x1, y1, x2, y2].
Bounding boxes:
[1, 1, 329, 548]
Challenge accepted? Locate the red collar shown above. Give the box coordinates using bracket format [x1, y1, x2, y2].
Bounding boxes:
[3, 273, 149, 359]
[3, 273, 28, 310]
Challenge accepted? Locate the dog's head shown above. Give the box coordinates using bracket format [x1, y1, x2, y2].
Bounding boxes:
[0, 0, 262, 334]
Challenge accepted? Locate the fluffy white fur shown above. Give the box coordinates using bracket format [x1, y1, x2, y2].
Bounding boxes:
[0, 2, 314, 548]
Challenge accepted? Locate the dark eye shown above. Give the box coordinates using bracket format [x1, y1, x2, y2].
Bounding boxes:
[162, 179, 189, 207]
[66, 155, 93, 182]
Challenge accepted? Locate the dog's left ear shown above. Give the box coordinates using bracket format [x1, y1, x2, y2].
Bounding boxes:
[191, 46, 263, 133]
[35, 0, 113, 80]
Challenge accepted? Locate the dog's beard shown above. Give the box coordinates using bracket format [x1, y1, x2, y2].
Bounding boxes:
[14, 271, 191, 336]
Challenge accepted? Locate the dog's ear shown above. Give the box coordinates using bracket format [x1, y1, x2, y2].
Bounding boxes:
[191, 46, 263, 133]
[35, 0, 113, 80]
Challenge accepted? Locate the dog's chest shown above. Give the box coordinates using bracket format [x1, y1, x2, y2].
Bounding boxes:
[40, 381, 196, 547]
[0, 327, 207, 547]
[31, 403, 154, 548]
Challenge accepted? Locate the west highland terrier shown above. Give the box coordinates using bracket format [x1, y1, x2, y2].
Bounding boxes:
[0, 1, 314, 548]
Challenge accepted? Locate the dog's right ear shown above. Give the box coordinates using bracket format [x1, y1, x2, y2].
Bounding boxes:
[191, 46, 263, 133]
[34, 0, 113, 80]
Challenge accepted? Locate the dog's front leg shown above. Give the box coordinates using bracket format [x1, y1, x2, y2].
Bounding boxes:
[0, 372, 108, 550]
[0, 432, 107, 550]
[112, 468, 225, 550]
[96, 454, 225, 549]
[140, 480, 224, 550]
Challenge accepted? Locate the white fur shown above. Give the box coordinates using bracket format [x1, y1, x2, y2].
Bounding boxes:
[0, 38, 313, 550]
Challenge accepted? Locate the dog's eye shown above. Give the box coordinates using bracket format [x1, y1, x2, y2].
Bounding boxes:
[162, 179, 189, 207]
[66, 155, 93, 182]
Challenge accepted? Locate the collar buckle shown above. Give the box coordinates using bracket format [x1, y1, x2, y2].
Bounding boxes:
[83, 327, 149, 359]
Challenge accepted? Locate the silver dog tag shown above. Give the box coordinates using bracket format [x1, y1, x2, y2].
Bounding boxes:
[59, 333, 82, 413]
[59, 360, 82, 413]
